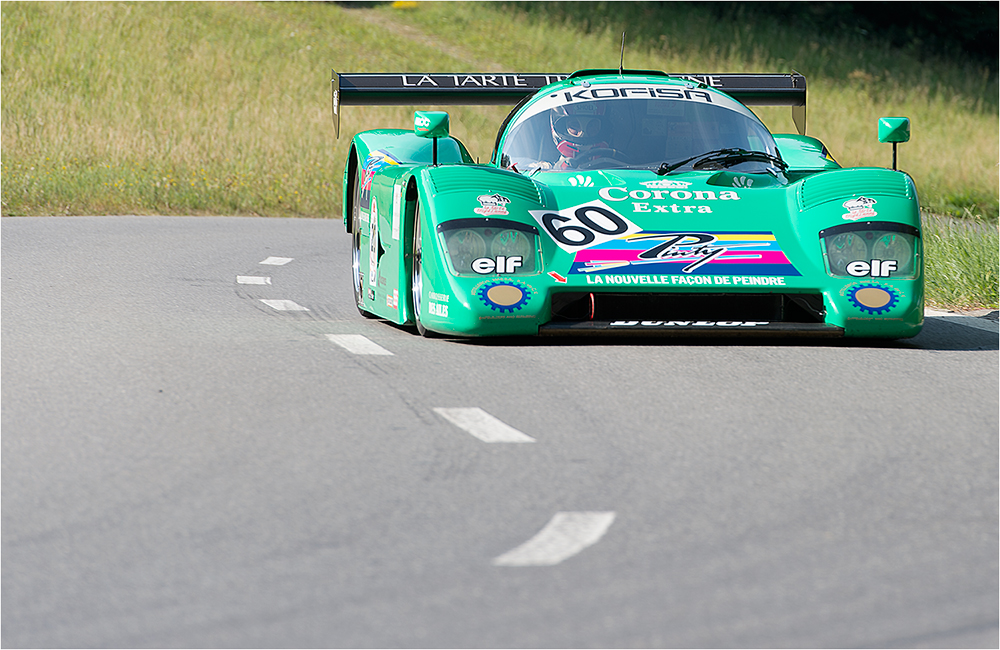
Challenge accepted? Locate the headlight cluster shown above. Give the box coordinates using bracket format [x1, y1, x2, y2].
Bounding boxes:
[820, 222, 920, 279]
[438, 219, 539, 276]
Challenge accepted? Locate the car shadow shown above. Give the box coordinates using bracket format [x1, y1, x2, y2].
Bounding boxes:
[444, 315, 998, 352]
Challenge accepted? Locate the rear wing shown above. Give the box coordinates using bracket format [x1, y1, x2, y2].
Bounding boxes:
[332, 70, 806, 138]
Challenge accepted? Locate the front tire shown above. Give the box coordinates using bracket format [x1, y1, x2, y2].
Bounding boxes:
[410, 202, 436, 337]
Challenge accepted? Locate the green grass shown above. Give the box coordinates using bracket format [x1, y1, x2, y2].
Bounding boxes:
[923, 214, 999, 310]
[2, 1, 996, 308]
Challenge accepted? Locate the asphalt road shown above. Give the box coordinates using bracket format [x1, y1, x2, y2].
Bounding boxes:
[3, 216, 997, 648]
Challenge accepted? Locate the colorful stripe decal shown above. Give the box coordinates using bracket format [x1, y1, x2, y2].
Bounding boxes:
[568, 231, 800, 276]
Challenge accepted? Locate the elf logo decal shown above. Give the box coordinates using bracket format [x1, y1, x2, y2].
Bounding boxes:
[530, 200, 641, 253]
[474, 193, 510, 216]
[472, 256, 523, 274]
[842, 196, 877, 220]
[847, 259, 898, 277]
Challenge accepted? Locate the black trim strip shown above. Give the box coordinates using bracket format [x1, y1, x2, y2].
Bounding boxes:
[436, 218, 539, 235]
[539, 321, 844, 337]
[819, 221, 921, 238]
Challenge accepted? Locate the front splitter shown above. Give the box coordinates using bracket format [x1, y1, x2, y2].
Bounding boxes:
[538, 320, 845, 337]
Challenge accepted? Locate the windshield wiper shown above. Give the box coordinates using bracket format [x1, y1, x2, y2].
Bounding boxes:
[656, 148, 787, 175]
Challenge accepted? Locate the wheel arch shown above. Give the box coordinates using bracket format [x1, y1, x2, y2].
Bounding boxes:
[343, 144, 360, 233]
[402, 174, 422, 325]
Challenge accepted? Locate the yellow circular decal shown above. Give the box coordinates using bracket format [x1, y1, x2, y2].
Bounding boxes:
[854, 287, 892, 309]
[486, 285, 524, 306]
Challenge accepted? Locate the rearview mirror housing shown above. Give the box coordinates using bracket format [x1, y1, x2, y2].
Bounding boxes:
[878, 117, 910, 170]
[414, 111, 450, 139]
[878, 117, 910, 143]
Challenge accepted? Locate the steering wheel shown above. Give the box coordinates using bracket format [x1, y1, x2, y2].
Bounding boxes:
[574, 148, 631, 170]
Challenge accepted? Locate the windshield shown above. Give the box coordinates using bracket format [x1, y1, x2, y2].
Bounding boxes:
[498, 83, 780, 174]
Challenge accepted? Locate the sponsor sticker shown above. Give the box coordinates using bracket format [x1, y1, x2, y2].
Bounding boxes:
[599, 185, 740, 215]
[640, 179, 691, 189]
[391, 183, 403, 241]
[845, 282, 901, 315]
[474, 279, 533, 313]
[359, 150, 401, 210]
[611, 320, 769, 327]
[368, 197, 379, 287]
[842, 196, 877, 221]
[472, 256, 523, 274]
[572, 230, 800, 277]
[846, 259, 898, 277]
[531, 200, 798, 277]
[585, 274, 789, 287]
[474, 193, 510, 216]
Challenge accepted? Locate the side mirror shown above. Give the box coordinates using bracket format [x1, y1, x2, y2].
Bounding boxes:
[414, 111, 450, 139]
[414, 111, 450, 166]
[878, 117, 910, 170]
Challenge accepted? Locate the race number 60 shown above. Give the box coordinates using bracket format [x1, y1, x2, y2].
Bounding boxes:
[531, 201, 640, 252]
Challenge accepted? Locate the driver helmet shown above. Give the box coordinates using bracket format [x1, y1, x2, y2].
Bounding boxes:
[550, 103, 610, 158]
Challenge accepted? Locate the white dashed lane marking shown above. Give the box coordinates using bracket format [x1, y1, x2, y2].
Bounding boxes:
[433, 407, 536, 443]
[259, 256, 294, 265]
[259, 299, 309, 311]
[237, 276, 271, 285]
[493, 512, 617, 566]
[326, 334, 393, 356]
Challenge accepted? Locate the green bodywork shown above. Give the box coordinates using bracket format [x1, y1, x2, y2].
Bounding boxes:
[342, 72, 922, 338]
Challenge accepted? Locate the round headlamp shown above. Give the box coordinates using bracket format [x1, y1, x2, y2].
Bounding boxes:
[444, 229, 487, 274]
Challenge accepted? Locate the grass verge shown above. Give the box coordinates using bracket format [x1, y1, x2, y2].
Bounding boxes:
[923, 213, 999, 310]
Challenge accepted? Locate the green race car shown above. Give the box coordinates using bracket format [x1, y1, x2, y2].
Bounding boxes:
[333, 69, 921, 338]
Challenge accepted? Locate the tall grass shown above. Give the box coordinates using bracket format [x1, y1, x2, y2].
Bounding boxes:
[923, 214, 999, 309]
[2, 2, 997, 219]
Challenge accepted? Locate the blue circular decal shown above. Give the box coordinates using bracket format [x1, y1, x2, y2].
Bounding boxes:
[847, 282, 900, 315]
[476, 280, 532, 313]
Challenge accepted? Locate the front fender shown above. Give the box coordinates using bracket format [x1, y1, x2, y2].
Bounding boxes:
[341, 129, 474, 231]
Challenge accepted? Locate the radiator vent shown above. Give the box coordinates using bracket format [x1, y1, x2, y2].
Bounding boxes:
[429, 166, 541, 203]
[798, 168, 911, 211]
[550, 292, 826, 324]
